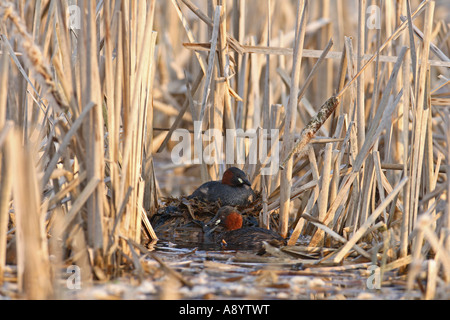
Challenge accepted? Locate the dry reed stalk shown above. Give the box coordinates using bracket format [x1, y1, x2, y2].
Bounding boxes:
[425, 259, 438, 300]
[140, 29, 158, 217]
[305, 143, 333, 246]
[198, 6, 221, 124]
[0, 125, 13, 286]
[319, 144, 333, 217]
[268, 104, 283, 194]
[262, 0, 274, 138]
[0, 46, 11, 285]
[235, 49, 249, 129]
[294, 147, 320, 237]
[10, 130, 53, 299]
[330, 47, 347, 131]
[315, 0, 333, 106]
[399, 25, 412, 259]
[208, 77, 225, 180]
[358, 152, 374, 226]
[344, 36, 358, 126]
[103, 0, 118, 216]
[356, 0, 366, 151]
[279, 0, 308, 238]
[197, 5, 222, 182]
[372, 151, 387, 222]
[446, 113, 450, 255]
[79, 0, 105, 261]
[409, 2, 435, 234]
[346, 120, 360, 233]
[232, 0, 245, 55]
[247, 36, 260, 131]
[217, 0, 236, 132]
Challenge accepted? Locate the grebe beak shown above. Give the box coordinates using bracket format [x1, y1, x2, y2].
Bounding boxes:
[205, 216, 221, 227]
[238, 177, 251, 186]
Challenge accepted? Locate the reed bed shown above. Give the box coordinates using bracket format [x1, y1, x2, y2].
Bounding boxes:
[0, 0, 449, 300]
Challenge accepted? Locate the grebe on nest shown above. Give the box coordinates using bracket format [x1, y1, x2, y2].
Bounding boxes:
[206, 206, 286, 253]
[188, 167, 255, 206]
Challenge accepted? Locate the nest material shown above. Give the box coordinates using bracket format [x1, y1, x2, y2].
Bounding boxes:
[150, 192, 263, 244]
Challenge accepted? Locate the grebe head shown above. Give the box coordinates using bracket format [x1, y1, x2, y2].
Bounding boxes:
[210, 206, 243, 231]
[221, 167, 251, 187]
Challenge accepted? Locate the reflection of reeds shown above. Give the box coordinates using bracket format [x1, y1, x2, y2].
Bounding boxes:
[0, 0, 449, 299]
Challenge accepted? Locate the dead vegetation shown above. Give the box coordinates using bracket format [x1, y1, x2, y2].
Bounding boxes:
[0, 0, 449, 300]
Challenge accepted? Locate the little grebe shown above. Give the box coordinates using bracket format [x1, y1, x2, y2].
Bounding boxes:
[188, 167, 255, 206]
[208, 206, 286, 252]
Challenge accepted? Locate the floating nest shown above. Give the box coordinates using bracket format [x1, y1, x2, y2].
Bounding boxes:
[150, 192, 264, 247]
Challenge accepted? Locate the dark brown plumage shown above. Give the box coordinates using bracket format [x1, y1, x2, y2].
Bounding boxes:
[188, 167, 255, 206]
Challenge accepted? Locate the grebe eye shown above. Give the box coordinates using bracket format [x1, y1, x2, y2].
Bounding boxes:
[238, 178, 243, 184]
